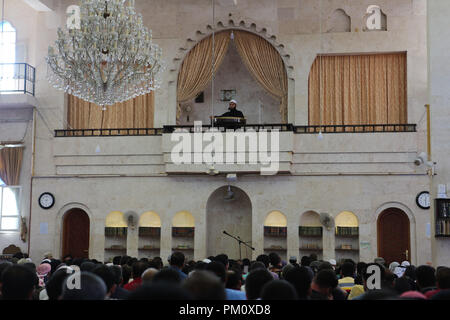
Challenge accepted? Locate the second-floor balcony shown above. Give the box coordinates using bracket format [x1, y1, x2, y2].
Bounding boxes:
[0, 63, 37, 109]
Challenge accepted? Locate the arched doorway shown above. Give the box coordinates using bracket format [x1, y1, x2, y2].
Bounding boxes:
[377, 208, 411, 264]
[176, 29, 289, 124]
[62, 208, 90, 259]
[206, 186, 252, 259]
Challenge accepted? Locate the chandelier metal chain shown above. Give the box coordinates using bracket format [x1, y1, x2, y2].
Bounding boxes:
[46, 0, 164, 106]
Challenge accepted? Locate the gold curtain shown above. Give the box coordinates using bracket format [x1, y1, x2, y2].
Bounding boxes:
[233, 30, 288, 123]
[176, 31, 231, 123]
[0, 146, 24, 186]
[308, 53, 407, 126]
[67, 92, 155, 129]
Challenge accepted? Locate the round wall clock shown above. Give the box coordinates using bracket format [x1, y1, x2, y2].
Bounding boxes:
[416, 191, 430, 209]
[39, 192, 55, 210]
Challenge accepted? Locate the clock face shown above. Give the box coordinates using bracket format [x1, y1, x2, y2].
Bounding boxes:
[39, 193, 55, 209]
[416, 191, 430, 209]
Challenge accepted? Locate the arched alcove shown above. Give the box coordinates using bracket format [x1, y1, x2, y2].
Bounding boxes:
[138, 211, 161, 259]
[104, 211, 127, 261]
[62, 208, 90, 259]
[335, 211, 360, 262]
[327, 9, 351, 33]
[206, 186, 252, 259]
[299, 211, 323, 260]
[172, 211, 195, 260]
[175, 26, 293, 124]
[264, 211, 287, 260]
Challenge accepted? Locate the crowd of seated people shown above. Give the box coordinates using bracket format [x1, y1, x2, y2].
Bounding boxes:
[1, 251, 450, 300]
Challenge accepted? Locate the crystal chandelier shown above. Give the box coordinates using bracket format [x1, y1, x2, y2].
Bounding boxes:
[46, 0, 164, 106]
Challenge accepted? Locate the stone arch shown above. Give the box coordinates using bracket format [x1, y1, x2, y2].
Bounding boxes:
[55, 202, 94, 259]
[172, 211, 195, 228]
[139, 211, 161, 227]
[374, 202, 417, 264]
[335, 211, 359, 227]
[264, 210, 287, 227]
[206, 186, 252, 259]
[299, 210, 322, 227]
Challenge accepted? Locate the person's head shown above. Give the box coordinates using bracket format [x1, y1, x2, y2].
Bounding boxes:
[153, 267, 181, 284]
[341, 262, 356, 278]
[110, 265, 123, 285]
[112, 256, 122, 265]
[245, 269, 273, 300]
[394, 276, 412, 294]
[416, 265, 436, 290]
[436, 267, 450, 290]
[268, 253, 281, 268]
[226, 269, 243, 290]
[256, 255, 270, 269]
[92, 265, 116, 297]
[284, 266, 312, 299]
[142, 268, 159, 284]
[61, 272, 107, 300]
[249, 261, 266, 272]
[214, 254, 229, 269]
[261, 280, 298, 300]
[45, 268, 74, 300]
[80, 261, 96, 272]
[318, 261, 333, 272]
[131, 261, 149, 279]
[127, 282, 192, 300]
[1, 265, 38, 300]
[309, 253, 318, 262]
[183, 271, 226, 300]
[311, 270, 338, 299]
[169, 252, 185, 269]
[121, 264, 132, 285]
[356, 262, 367, 275]
[300, 256, 311, 267]
[229, 100, 237, 110]
[389, 261, 400, 273]
[404, 265, 416, 280]
[205, 261, 227, 283]
[152, 257, 164, 270]
[289, 256, 297, 265]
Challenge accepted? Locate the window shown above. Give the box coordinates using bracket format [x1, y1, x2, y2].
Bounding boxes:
[0, 185, 21, 231]
[0, 20, 17, 92]
[309, 53, 407, 126]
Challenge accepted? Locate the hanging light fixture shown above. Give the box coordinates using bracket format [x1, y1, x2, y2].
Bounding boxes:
[46, 0, 165, 107]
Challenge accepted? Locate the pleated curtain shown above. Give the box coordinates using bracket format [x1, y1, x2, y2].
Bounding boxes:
[176, 31, 231, 123]
[67, 92, 155, 129]
[308, 53, 407, 127]
[233, 30, 288, 123]
[0, 146, 24, 186]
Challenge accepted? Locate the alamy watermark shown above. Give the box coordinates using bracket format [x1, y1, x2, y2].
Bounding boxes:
[170, 122, 281, 175]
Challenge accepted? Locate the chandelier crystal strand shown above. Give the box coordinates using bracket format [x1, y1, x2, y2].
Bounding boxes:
[46, 0, 165, 106]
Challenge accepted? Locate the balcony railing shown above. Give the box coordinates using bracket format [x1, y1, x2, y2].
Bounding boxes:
[0, 63, 36, 96]
[54, 123, 417, 137]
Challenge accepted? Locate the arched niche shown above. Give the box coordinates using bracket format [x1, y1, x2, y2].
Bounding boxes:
[264, 211, 287, 260]
[299, 211, 323, 259]
[138, 211, 161, 259]
[335, 211, 359, 227]
[105, 211, 127, 227]
[139, 211, 161, 227]
[300, 211, 322, 227]
[264, 211, 287, 227]
[206, 186, 252, 259]
[327, 9, 351, 33]
[172, 211, 195, 227]
[335, 211, 360, 262]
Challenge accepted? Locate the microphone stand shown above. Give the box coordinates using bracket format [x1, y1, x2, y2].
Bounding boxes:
[223, 230, 255, 260]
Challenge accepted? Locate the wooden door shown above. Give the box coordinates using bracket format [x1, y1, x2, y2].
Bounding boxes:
[377, 208, 410, 264]
[62, 209, 90, 259]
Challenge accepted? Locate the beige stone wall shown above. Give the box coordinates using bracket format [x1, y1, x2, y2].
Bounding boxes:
[0, 0, 438, 264]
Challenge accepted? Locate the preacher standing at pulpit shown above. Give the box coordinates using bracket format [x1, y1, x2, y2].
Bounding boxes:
[221, 100, 244, 118]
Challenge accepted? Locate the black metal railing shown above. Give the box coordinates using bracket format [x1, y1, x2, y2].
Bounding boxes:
[0, 63, 36, 96]
[54, 123, 416, 137]
[294, 124, 416, 134]
[54, 128, 164, 137]
[163, 123, 294, 134]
